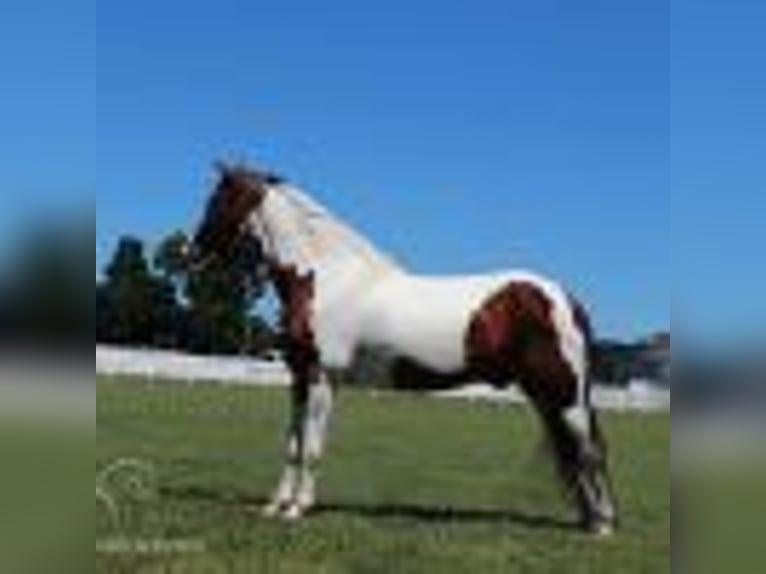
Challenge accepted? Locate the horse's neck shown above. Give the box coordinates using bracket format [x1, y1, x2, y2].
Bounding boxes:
[258, 186, 403, 295]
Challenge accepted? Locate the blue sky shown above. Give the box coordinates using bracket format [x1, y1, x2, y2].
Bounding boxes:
[10, 0, 693, 340]
[673, 0, 766, 346]
[0, 0, 95, 232]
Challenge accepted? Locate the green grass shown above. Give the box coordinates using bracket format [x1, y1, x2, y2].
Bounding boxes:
[97, 376, 669, 573]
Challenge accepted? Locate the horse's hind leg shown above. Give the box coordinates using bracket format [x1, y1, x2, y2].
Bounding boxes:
[541, 400, 617, 535]
[468, 280, 617, 533]
[518, 340, 617, 535]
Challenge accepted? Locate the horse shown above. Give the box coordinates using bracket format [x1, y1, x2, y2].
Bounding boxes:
[190, 163, 618, 535]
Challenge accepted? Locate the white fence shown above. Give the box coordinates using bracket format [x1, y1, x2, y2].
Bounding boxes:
[96, 346, 669, 412]
[435, 381, 670, 413]
[96, 345, 291, 386]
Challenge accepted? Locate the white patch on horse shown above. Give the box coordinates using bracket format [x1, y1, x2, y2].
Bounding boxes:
[538, 279, 591, 437]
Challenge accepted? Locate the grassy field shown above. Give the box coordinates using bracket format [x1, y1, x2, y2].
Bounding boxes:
[97, 377, 669, 573]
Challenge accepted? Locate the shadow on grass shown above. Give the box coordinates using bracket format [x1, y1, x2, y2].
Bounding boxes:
[161, 484, 578, 533]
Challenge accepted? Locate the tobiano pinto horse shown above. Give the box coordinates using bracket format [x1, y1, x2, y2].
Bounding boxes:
[190, 163, 618, 535]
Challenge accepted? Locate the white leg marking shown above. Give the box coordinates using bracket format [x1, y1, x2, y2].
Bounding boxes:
[305, 376, 334, 461]
[270, 375, 334, 520]
[290, 376, 334, 514]
[563, 405, 591, 440]
[262, 436, 300, 517]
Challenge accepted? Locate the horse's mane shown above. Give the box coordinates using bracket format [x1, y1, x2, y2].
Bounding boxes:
[276, 184, 400, 271]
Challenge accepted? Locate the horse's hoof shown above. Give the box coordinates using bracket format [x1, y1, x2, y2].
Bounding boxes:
[589, 521, 615, 538]
[281, 504, 305, 521]
[261, 501, 286, 518]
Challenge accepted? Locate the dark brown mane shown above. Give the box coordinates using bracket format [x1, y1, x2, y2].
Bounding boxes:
[217, 162, 284, 188]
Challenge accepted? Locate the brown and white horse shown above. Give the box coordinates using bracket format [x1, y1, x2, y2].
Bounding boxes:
[191, 164, 617, 535]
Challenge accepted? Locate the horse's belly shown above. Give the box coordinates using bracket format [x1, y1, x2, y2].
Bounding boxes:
[356, 274, 515, 373]
[369, 308, 466, 371]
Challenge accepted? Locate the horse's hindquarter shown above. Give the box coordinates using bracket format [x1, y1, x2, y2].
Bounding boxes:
[354, 273, 532, 373]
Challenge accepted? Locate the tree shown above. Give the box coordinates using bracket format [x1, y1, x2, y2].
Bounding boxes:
[153, 230, 271, 355]
[97, 229, 273, 355]
[98, 236, 180, 347]
[1, 220, 89, 349]
[184, 259, 248, 353]
[96, 282, 110, 342]
[245, 314, 278, 356]
[153, 230, 189, 290]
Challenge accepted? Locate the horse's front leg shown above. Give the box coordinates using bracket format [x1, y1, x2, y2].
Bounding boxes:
[261, 377, 307, 518]
[263, 366, 334, 520]
[285, 370, 334, 519]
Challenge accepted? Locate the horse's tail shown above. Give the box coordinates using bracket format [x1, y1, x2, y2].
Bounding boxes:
[567, 295, 619, 531]
[566, 294, 605, 445]
[568, 295, 596, 402]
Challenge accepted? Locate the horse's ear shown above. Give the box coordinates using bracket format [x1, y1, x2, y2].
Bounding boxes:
[214, 160, 230, 177]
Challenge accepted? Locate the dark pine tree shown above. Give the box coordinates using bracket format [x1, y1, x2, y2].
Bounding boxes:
[99, 236, 179, 347]
[3, 221, 89, 349]
[154, 230, 270, 355]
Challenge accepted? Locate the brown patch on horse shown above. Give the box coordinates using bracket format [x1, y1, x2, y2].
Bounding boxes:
[466, 283, 615, 530]
[465, 281, 578, 408]
[271, 264, 319, 376]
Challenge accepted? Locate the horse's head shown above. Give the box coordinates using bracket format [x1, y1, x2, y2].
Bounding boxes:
[190, 162, 282, 268]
